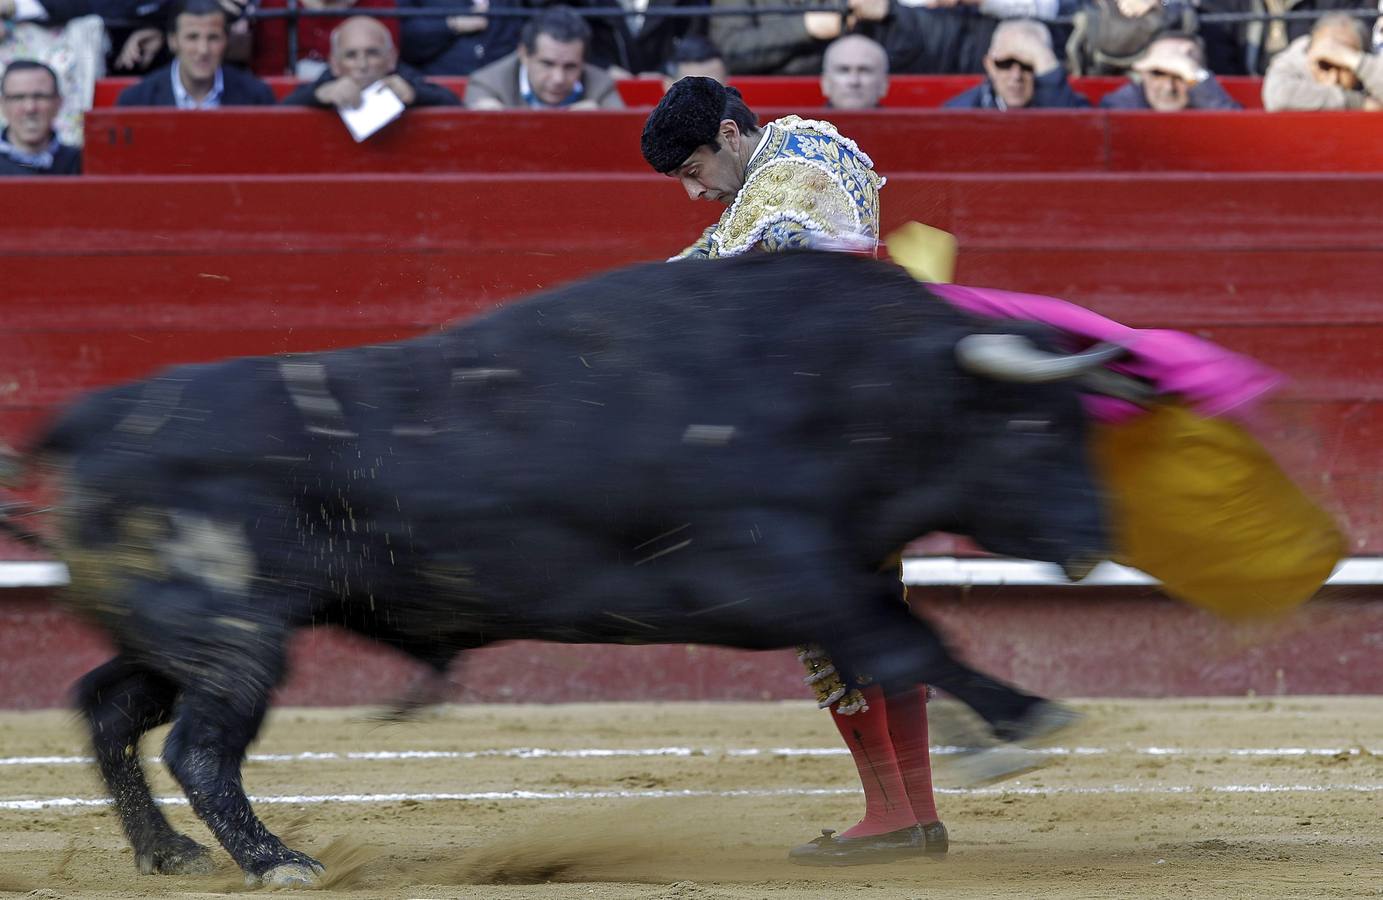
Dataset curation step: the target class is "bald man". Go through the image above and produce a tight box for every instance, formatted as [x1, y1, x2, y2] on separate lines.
[281, 15, 460, 109]
[821, 35, 889, 109]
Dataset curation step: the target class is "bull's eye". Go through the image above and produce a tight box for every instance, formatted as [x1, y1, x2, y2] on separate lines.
[1008, 418, 1051, 433]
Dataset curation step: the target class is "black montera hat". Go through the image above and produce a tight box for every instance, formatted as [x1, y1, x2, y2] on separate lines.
[641, 77, 731, 174]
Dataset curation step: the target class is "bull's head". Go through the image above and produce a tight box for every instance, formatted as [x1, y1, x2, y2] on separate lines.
[948, 332, 1134, 582]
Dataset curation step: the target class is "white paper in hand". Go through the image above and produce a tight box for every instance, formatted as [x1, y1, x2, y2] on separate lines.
[338, 80, 406, 142]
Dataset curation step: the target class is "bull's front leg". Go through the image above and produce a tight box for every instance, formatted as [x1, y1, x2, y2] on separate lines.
[162, 688, 324, 886]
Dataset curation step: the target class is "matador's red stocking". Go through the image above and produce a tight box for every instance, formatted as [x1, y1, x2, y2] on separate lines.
[833, 685, 922, 839]
[881, 684, 940, 825]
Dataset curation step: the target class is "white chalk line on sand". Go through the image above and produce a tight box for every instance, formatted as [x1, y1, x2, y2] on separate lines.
[6, 782, 1383, 812]
[2, 745, 1378, 768]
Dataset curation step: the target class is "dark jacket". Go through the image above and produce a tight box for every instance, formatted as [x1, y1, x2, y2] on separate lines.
[943, 68, 1091, 108]
[116, 64, 276, 106]
[399, 0, 525, 76]
[858, 3, 996, 75]
[279, 63, 461, 107]
[0, 130, 82, 176]
[1098, 78, 1242, 110]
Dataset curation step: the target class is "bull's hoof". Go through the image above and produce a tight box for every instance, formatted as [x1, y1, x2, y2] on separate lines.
[255, 859, 325, 888]
[136, 836, 216, 875]
[992, 700, 1084, 746]
[946, 743, 1049, 787]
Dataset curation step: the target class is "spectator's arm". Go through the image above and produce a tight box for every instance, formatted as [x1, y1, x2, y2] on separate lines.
[1261, 49, 1351, 110]
[1356, 51, 1383, 102]
[399, 0, 458, 67]
[462, 76, 505, 109]
[405, 74, 462, 106]
[1032, 66, 1090, 107]
[1188, 75, 1243, 110]
[279, 80, 330, 107]
[709, 3, 824, 75]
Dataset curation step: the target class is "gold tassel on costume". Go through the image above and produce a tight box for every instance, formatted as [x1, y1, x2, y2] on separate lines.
[798, 645, 869, 715]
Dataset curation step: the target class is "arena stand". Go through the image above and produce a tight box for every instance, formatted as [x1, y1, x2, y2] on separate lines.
[1, 86, 1380, 709]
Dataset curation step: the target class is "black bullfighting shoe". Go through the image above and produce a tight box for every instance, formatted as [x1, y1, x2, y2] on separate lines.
[787, 822, 948, 866]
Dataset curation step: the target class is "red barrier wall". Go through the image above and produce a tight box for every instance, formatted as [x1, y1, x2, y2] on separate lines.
[89, 74, 1267, 110]
[83, 108, 1377, 176]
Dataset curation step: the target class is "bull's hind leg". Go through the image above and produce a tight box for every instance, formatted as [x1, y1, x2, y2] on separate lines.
[74, 656, 214, 875]
[160, 656, 323, 887]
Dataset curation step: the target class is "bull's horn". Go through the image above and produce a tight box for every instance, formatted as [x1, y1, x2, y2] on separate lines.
[956, 334, 1126, 383]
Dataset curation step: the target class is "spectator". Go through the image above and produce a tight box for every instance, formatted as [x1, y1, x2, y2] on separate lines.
[820, 33, 889, 108]
[566, 0, 708, 77]
[399, 0, 524, 77]
[1199, 0, 1371, 76]
[280, 15, 460, 107]
[1066, 0, 1197, 75]
[464, 5, 623, 109]
[1100, 34, 1242, 109]
[1263, 11, 1383, 110]
[116, 0, 274, 106]
[944, 18, 1089, 107]
[107, 0, 255, 76]
[252, 0, 401, 78]
[858, 4, 998, 75]
[0, 59, 80, 174]
[665, 33, 726, 86]
[708, 0, 890, 75]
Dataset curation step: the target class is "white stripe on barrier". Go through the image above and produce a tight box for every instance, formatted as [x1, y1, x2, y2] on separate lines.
[4, 558, 1383, 589]
[5, 782, 1383, 812]
[3, 745, 1377, 768]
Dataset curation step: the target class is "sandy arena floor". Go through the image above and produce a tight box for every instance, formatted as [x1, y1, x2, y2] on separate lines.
[0, 698, 1380, 899]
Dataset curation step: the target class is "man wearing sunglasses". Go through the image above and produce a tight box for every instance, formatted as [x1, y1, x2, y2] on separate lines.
[1263, 11, 1383, 110]
[944, 18, 1089, 109]
[1100, 34, 1241, 110]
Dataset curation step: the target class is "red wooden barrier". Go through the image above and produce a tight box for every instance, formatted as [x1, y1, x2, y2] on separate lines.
[90, 74, 1267, 110]
[81, 108, 1383, 176]
[1, 173, 1378, 552]
[1, 587, 1379, 709]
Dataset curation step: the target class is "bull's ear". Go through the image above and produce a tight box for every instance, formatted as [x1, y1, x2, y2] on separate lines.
[955, 334, 1127, 383]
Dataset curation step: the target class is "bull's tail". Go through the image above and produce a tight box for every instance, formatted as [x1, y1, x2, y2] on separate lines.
[0, 501, 56, 554]
[0, 443, 58, 554]
[0, 442, 23, 489]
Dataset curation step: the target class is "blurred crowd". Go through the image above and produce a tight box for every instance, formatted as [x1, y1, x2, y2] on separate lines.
[2, 0, 1382, 174]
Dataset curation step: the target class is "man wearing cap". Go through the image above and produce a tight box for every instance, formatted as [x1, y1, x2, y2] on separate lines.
[1100, 34, 1241, 110]
[641, 75, 883, 260]
[640, 75, 953, 867]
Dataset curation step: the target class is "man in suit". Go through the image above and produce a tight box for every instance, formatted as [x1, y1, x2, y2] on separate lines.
[464, 5, 624, 109]
[279, 15, 460, 108]
[116, 0, 274, 107]
[0, 60, 82, 175]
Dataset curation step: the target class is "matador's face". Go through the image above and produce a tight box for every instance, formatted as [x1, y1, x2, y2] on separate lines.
[667, 121, 749, 206]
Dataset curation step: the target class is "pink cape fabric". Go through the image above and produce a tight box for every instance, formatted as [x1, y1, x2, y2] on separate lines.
[928, 283, 1284, 423]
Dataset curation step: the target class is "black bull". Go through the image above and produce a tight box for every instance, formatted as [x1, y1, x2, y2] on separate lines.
[28, 252, 1109, 884]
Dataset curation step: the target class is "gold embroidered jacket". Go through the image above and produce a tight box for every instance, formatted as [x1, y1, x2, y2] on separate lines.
[672, 115, 885, 260]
